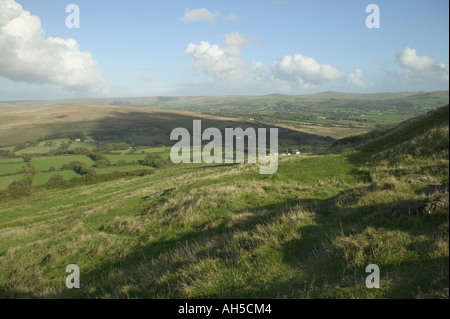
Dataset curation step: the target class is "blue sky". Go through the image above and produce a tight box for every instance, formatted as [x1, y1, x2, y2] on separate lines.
[0, 0, 448, 100]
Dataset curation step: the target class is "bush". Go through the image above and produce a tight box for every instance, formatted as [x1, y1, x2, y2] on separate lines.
[46, 174, 66, 188]
[141, 154, 168, 168]
[87, 152, 106, 161]
[23, 154, 32, 163]
[62, 161, 86, 170]
[0, 150, 12, 157]
[14, 143, 27, 152]
[7, 180, 31, 197]
[23, 173, 34, 186]
[102, 142, 130, 151]
[74, 165, 97, 176]
[68, 131, 87, 141]
[95, 159, 110, 168]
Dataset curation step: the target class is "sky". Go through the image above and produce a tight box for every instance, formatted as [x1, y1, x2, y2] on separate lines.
[0, 0, 448, 100]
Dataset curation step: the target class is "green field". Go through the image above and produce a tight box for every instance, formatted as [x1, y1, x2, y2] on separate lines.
[0, 158, 23, 164]
[0, 105, 448, 299]
[15, 139, 70, 155]
[0, 163, 27, 176]
[32, 171, 81, 186]
[31, 155, 96, 172]
[0, 174, 24, 190]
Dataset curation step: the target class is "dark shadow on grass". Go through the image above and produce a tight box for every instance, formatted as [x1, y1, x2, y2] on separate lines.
[55, 197, 313, 298]
[89, 111, 333, 147]
[76, 189, 446, 298]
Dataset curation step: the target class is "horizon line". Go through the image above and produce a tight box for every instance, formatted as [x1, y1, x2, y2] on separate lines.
[1, 89, 449, 103]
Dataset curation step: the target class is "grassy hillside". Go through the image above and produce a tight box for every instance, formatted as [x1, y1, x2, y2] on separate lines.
[331, 105, 449, 157]
[0, 106, 447, 298]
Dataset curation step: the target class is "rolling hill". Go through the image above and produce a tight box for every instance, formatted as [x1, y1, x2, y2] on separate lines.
[2, 90, 447, 140]
[0, 104, 332, 147]
[0, 104, 447, 298]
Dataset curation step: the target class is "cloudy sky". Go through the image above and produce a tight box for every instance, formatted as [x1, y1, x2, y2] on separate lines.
[0, 0, 448, 100]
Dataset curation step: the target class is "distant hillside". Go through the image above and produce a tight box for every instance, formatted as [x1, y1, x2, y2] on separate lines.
[0, 104, 332, 147]
[1, 91, 447, 140]
[1, 90, 447, 108]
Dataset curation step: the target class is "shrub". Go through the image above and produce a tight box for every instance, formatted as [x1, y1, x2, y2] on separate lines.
[95, 159, 110, 168]
[68, 131, 87, 141]
[23, 154, 32, 163]
[46, 174, 66, 188]
[74, 165, 97, 176]
[141, 154, 168, 168]
[62, 161, 86, 170]
[102, 142, 130, 151]
[23, 173, 34, 186]
[87, 152, 106, 161]
[7, 180, 31, 197]
[14, 143, 27, 152]
[0, 150, 12, 157]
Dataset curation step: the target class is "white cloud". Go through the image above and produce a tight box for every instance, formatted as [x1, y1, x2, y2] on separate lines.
[223, 32, 249, 56]
[347, 69, 366, 87]
[185, 33, 368, 92]
[185, 32, 248, 81]
[271, 54, 344, 89]
[0, 0, 107, 94]
[224, 13, 239, 21]
[396, 47, 449, 81]
[180, 8, 220, 23]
